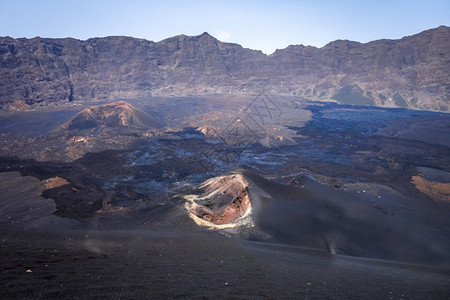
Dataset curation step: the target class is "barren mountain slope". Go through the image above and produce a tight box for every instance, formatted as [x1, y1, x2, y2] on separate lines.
[0, 26, 449, 111]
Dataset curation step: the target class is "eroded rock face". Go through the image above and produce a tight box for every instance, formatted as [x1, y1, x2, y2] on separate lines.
[43, 176, 69, 189]
[184, 173, 252, 228]
[411, 175, 450, 202]
[1, 26, 449, 111]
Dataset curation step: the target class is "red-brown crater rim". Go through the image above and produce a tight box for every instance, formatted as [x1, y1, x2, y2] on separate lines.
[184, 174, 252, 228]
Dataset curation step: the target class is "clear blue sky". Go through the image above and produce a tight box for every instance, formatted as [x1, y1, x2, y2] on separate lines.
[0, 0, 449, 54]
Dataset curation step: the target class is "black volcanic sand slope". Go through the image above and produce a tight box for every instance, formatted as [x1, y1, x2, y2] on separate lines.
[3, 153, 449, 268]
[1, 101, 450, 298]
[1, 228, 449, 299]
[242, 170, 450, 267]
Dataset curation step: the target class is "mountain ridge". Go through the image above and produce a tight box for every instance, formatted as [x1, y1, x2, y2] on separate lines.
[0, 26, 449, 111]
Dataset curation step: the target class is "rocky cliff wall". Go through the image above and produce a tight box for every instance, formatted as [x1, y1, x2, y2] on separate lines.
[1, 26, 449, 111]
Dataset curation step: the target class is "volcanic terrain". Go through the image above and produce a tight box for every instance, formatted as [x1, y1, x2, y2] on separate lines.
[1, 26, 450, 111]
[0, 27, 449, 299]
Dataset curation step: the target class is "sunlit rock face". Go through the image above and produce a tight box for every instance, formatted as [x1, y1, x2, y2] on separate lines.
[184, 173, 252, 229]
[1, 26, 449, 111]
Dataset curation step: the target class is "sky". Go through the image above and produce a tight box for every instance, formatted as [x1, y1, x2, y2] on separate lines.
[0, 0, 449, 54]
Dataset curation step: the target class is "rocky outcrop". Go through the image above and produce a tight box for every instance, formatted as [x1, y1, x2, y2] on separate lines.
[61, 101, 165, 130]
[184, 173, 252, 228]
[1, 26, 449, 111]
